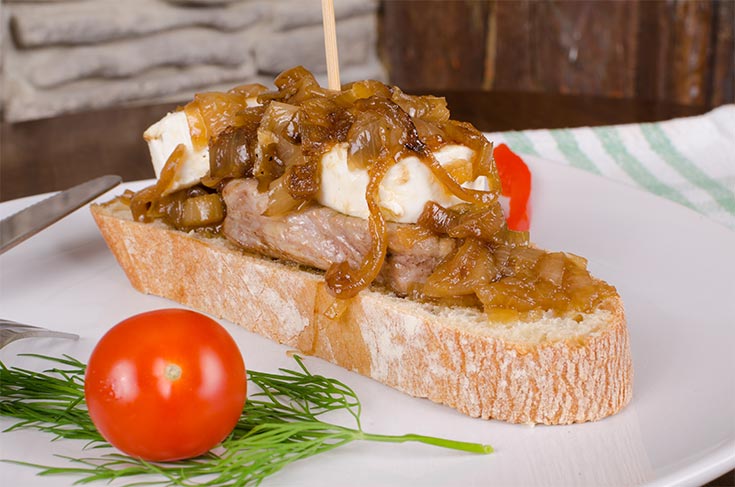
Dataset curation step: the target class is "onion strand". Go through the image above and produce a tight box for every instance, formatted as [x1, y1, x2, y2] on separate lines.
[420, 149, 497, 206]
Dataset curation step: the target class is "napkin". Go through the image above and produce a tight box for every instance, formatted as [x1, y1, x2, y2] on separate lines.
[486, 104, 735, 230]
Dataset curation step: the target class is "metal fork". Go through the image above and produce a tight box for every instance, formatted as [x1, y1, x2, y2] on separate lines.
[0, 318, 79, 349]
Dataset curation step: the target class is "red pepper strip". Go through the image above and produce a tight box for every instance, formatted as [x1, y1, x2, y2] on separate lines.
[493, 143, 531, 231]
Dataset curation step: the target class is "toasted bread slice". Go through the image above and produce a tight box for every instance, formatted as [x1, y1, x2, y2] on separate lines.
[91, 199, 632, 425]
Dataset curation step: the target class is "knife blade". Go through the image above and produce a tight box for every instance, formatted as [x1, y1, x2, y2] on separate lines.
[0, 175, 122, 254]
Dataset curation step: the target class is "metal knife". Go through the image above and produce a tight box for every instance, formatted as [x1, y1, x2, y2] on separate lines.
[0, 174, 122, 254]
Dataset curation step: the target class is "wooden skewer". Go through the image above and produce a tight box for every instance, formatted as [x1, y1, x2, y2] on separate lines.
[321, 0, 341, 90]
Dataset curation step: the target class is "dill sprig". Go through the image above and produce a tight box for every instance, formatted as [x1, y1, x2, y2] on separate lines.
[0, 354, 103, 444]
[1, 354, 492, 486]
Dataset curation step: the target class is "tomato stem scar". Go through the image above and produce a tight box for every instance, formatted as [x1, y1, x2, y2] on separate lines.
[164, 364, 182, 381]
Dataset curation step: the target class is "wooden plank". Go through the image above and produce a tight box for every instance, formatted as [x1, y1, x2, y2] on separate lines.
[486, 0, 536, 92]
[378, 0, 489, 90]
[709, 0, 734, 106]
[670, 0, 713, 105]
[635, 0, 720, 106]
[635, 0, 735, 106]
[383, 0, 731, 106]
[488, 0, 639, 98]
[635, 0, 664, 101]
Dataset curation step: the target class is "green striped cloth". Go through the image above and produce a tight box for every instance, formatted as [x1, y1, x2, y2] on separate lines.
[486, 104, 735, 230]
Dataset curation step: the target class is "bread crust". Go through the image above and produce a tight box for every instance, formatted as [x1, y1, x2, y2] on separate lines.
[91, 202, 633, 425]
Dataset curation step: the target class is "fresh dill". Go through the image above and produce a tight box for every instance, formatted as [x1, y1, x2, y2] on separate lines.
[0, 354, 492, 486]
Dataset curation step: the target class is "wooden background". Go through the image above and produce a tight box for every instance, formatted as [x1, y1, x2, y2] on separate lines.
[379, 0, 734, 108]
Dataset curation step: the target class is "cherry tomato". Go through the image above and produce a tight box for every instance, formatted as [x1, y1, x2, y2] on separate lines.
[85, 309, 247, 462]
[494, 143, 531, 232]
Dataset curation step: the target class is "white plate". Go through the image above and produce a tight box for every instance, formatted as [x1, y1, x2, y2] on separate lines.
[1, 158, 734, 487]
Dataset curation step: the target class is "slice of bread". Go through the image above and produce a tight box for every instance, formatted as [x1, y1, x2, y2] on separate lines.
[91, 199, 632, 425]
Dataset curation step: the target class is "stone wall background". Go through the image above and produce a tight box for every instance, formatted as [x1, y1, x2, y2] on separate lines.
[1, 0, 384, 122]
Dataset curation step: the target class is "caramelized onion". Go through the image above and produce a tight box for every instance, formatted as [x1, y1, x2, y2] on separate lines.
[208, 110, 262, 182]
[131, 144, 187, 222]
[390, 86, 450, 122]
[193, 92, 251, 138]
[391, 225, 435, 249]
[286, 160, 320, 200]
[299, 97, 352, 158]
[184, 103, 209, 152]
[420, 149, 497, 206]
[259, 102, 300, 142]
[423, 238, 496, 298]
[509, 246, 546, 271]
[536, 252, 565, 287]
[260, 66, 327, 105]
[417, 201, 458, 235]
[474, 249, 616, 321]
[447, 204, 506, 241]
[418, 201, 508, 245]
[492, 242, 513, 274]
[438, 120, 500, 189]
[475, 283, 538, 323]
[130, 185, 161, 223]
[412, 118, 447, 150]
[174, 193, 225, 229]
[497, 228, 530, 246]
[564, 252, 588, 270]
[153, 186, 224, 231]
[131, 145, 225, 230]
[337, 79, 392, 104]
[253, 101, 307, 195]
[228, 82, 269, 98]
[347, 97, 424, 168]
[563, 260, 598, 305]
[263, 175, 305, 217]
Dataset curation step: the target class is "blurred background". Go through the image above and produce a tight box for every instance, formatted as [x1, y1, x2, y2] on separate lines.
[382, 0, 733, 106]
[1, 0, 733, 199]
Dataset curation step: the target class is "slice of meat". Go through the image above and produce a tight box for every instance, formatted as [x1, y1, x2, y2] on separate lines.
[222, 178, 456, 296]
